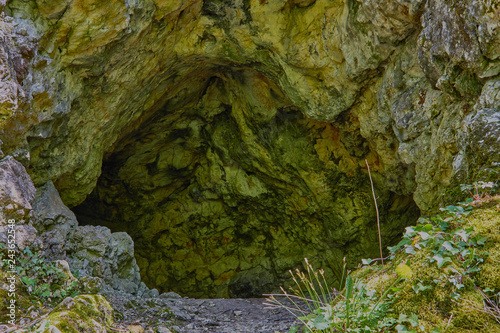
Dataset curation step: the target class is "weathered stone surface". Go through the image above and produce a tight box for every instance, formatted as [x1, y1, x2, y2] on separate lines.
[106, 232, 143, 293]
[1, 0, 499, 298]
[30, 178, 143, 294]
[460, 78, 500, 180]
[0, 155, 147, 300]
[32, 295, 114, 333]
[0, 156, 35, 223]
[78, 276, 104, 294]
[54, 259, 79, 289]
[419, 0, 482, 86]
[0, 156, 38, 251]
[0, 15, 25, 130]
[65, 225, 142, 294]
[32, 180, 77, 258]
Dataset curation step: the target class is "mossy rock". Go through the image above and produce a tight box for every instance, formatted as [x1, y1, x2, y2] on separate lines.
[27, 295, 114, 333]
[351, 198, 500, 332]
[77, 276, 103, 294]
[468, 199, 500, 292]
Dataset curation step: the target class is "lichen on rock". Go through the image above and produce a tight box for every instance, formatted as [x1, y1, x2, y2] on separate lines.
[31, 294, 114, 333]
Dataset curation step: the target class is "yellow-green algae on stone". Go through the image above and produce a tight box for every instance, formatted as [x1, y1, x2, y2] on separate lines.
[351, 197, 500, 332]
[25, 295, 114, 333]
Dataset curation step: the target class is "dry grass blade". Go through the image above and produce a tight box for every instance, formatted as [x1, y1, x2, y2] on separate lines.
[366, 159, 383, 265]
[264, 259, 341, 332]
[479, 289, 500, 323]
[457, 288, 500, 324]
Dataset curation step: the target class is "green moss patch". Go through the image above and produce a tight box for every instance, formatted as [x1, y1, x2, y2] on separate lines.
[29, 295, 114, 333]
[352, 197, 500, 332]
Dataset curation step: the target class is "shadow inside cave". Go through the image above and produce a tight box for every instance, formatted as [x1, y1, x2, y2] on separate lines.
[73, 69, 421, 299]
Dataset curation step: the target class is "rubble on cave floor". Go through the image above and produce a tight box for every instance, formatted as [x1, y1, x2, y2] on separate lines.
[103, 287, 299, 333]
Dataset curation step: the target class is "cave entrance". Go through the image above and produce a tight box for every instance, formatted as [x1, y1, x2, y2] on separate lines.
[73, 69, 420, 298]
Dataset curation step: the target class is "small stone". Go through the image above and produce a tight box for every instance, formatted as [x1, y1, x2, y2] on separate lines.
[78, 276, 103, 294]
[19, 317, 31, 326]
[160, 291, 182, 299]
[234, 310, 243, 316]
[147, 288, 160, 298]
[128, 325, 145, 333]
[156, 326, 172, 333]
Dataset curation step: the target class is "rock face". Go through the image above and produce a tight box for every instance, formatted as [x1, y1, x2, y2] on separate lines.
[32, 178, 147, 295]
[0, 156, 148, 296]
[0, 156, 37, 250]
[0, 0, 499, 297]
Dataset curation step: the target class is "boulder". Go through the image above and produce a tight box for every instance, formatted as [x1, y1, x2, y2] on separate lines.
[32, 295, 114, 333]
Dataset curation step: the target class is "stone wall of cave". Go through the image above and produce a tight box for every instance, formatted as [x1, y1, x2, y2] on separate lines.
[73, 69, 420, 298]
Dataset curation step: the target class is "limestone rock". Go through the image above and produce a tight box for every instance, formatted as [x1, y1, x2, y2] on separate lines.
[33, 180, 78, 229]
[462, 78, 500, 178]
[0, 15, 25, 130]
[32, 180, 78, 258]
[0, 156, 35, 224]
[31, 178, 143, 294]
[78, 276, 104, 295]
[0, 156, 38, 251]
[0, 154, 146, 299]
[67, 225, 142, 294]
[128, 325, 145, 333]
[160, 291, 182, 299]
[106, 232, 142, 294]
[35, 0, 71, 20]
[32, 295, 114, 333]
[475, 3, 500, 63]
[156, 327, 172, 333]
[418, 0, 482, 86]
[0, 224, 38, 251]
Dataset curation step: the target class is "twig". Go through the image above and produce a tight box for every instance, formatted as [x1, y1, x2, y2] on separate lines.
[452, 289, 500, 324]
[263, 293, 327, 305]
[445, 314, 453, 331]
[366, 159, 383, 265]
[107, 326, 129, 332]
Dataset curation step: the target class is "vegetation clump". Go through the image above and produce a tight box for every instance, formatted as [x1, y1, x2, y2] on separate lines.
[0, 246, 79, 303]
[267, 185, 500, 332]
[0, 245, 83, 328]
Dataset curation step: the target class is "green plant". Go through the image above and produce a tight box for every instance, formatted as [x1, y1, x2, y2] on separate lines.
[0, 243, 6, 266]
[14, 247, 79, 303]
[461, 181, 497, 201]
[266, 195, 494, 332]
[265, 259, 420, 332]
[387, 204, 487, 299]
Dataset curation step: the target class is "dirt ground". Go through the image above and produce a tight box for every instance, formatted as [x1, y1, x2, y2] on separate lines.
[104, 288, 302, 333]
